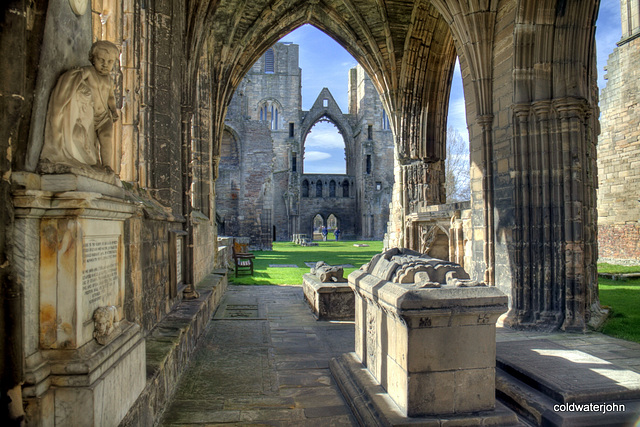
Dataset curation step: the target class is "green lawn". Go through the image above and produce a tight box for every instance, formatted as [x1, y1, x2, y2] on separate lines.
[598, 263, 640, 275]
[597, 263, 640, 344]
[230, 240, 383, 285]
[230, 253, 640, 343]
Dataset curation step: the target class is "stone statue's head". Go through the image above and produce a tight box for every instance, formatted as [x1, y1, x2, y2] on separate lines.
[89, 41, 120, 75]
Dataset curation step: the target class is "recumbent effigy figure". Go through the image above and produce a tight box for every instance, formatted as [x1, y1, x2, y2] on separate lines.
[311, 261, 347, 283]
[40, 40, 121, 175]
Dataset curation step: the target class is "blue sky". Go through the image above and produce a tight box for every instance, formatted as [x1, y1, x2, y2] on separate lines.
[278, 0, 622, 174]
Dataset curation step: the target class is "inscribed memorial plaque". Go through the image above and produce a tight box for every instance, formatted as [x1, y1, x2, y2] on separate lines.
[176, 238, 183, 284]
[82, 236, 120, 320]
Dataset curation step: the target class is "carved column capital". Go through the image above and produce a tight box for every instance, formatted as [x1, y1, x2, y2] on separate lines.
[512, 103, 531, 118]
[532, 100, 552, 119]
[476, 114, 494, 129]
[553, 97, 590, 119]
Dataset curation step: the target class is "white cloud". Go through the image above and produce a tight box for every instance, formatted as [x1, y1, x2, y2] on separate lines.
[305, 122, 346, 149]
[306, 132, 345, 149]
[304, 151, 331, 162]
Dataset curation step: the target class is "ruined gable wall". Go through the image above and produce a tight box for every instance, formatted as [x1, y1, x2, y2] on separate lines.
[597, 35, 640, 264]
[351, 65, 394, 240]
[489, 0, 516, 296]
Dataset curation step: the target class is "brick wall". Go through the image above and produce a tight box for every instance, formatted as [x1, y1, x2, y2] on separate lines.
[597, 35, 640, 262]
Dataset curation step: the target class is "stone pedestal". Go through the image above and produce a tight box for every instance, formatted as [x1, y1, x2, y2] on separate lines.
[302, 273, 354, 320]
[332, 248, 512, 423]
[13, 172, 145, 426]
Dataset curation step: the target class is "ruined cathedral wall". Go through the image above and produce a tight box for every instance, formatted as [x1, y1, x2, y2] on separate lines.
[487, 0, 517, 291]
[299, 194, 358, 239]
[597, 35, 640, 264]
[123, 0, 193, 329]
[239, 43, 302, 246]
[233, 121, 274, 249]
[351, 65, 395, 240]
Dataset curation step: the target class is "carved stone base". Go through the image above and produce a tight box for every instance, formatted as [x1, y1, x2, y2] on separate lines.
[303, 273, 354, 320]
[44, 322, 145, 426]
[348, 249, 509, 417]
[331, 352, 519, 426]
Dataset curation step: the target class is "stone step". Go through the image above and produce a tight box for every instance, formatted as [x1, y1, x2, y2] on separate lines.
[331, 352, 521, 427]
[119, 270, 228, 426]
[496, 368, 640, 426]
[496, 339, 640, 426]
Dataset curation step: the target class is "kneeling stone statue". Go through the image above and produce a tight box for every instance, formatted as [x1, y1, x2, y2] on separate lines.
[40, 40, 121, 175]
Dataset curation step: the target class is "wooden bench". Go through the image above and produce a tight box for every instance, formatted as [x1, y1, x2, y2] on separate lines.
[232, 240, 255, 277]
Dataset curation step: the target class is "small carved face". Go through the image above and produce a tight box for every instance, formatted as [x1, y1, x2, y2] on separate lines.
[92, 49, 116, 76]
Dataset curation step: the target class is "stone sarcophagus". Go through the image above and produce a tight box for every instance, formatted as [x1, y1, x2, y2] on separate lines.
[349, 248, 508, 417]
[303, 261, 354, 320]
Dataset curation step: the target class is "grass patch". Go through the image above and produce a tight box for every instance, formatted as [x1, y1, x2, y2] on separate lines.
[598, 263, 640, 275]
[230, 240, 383, 285]
[598, 276, 640, 343]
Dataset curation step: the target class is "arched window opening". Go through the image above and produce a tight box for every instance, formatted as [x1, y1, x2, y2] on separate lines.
[303, 120, 346, 174]
[327, 214, 338, 230]
[445, 58, 470, 203]
[329, 180, 336, 197]
[316, 180, 323, 197]
[258, 100, 280, 130]
[313, 214, 324, 240]
[382, 110, 390, 130]
[302, 180, 309, 198]
[342, 180, 349, 197]
[265, 48, 275, 73]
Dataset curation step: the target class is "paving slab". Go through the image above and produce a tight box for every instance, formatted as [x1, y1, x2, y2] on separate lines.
[496, 329, 640, 426]
[158, 284, 640, 426]
[497, 339, 640, 404]
[159, 285, 357, 426]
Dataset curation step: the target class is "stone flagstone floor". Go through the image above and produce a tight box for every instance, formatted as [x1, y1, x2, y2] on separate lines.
[159, 285, 640, 426]
[159, 285, 357, 426]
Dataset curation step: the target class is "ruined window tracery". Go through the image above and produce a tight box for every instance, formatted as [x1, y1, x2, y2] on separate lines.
[258, 99, 281, 130]
[265, 48, 274, 73]
[382, 110, 390, 130]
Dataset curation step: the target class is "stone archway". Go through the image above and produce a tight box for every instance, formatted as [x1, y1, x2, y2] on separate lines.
[3, 0, 613, 424]
[190, 0, 602, 329]
[300, 89, 356, 174]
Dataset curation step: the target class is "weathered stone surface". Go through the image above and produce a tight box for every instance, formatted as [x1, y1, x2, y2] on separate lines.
[219, 48, 394, 244]
[158, 285, 356, 426]
[303, 273, 354, 321]
[349, 251, 508, 417]
[1, 0, 618, 424]
[121, 271, 227, 427]
[597, 5, 640, 264]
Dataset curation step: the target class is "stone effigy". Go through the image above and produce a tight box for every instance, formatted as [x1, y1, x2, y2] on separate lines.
[292, 233, 318, 246]
[331, 248, 514, 424]
[363, 247, 476, 288]
[310, 261, 347, 283]
[303, 262, 353, 320]
[40, 40, 121, 176]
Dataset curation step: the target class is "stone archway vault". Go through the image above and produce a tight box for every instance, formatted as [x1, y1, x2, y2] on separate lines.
[180, 0, 602, 330]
